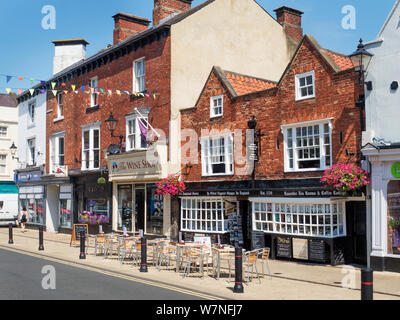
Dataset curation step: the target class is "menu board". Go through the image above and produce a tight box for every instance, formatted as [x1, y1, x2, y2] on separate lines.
[293, 238, 308, 260]
[70, 224, 89, 247]
[251, 231, 265, 250]
[277, 236, 292, 258]
[309, 239, 326, 262]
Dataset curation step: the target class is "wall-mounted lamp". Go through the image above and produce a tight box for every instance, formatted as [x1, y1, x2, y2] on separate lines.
[105, 112, 124, 147]
[391, 81, 399, 91]
[346, 149, 355, 157]
[365, 81, 373, 91]
[349, 38, 373, 86]
[9, 142, 19, 160]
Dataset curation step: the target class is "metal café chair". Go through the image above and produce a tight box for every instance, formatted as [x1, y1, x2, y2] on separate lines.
[243, 250, 261, 284]
[258, 248, 272, 280]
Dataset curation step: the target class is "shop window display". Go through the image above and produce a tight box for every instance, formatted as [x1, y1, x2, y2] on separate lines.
[146, 185, 163, 235]
[60, 199, 72, 228]
[388, 180, 400, 255]
[252, 201, 346, 238]
[21, 198, 45, 225]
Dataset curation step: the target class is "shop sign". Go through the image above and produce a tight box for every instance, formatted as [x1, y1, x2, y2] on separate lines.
[391, 163, 400, 178]
[109, 156, 159, 176]
[17, 170, 42, 183]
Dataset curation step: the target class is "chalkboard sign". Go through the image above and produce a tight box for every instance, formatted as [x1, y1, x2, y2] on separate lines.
[309, 239, 326, 262]
[277, 236, 292, 258]
[70, 224, 89, 247]
[251, 231, 265, 250]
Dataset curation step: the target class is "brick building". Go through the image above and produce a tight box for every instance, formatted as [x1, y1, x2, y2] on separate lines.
[17, 0, 300, 236]
[180, 34, 367, 265]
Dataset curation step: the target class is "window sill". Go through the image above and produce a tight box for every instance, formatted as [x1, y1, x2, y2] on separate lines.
[210, 115, 223, 119]
[27, 124, 36, 129]
[295, 95, 316, 102]
[202, 173, 234, 178]
[53, 117, 64, 123]
[285, 168, 326, 173]
[86, 105, 99, 113]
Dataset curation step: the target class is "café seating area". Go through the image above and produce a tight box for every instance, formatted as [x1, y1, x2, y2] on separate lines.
[87, 233, 272, 284]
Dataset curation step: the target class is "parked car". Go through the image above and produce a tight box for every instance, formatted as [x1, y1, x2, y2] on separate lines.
[0, 211, 18, 226]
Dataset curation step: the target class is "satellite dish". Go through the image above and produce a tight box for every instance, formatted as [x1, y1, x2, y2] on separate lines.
[107, 144, 121, 155]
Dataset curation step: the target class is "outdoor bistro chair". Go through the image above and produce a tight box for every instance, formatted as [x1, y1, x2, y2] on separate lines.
[243, 250, 261, 284]
[93, 234, 106, 256]
[157, 243, 178, 271]
[119, 237, 137, 264]
[258, 248, 272, 280]
[181, 246, 208, 279]
[103, 234, 120, 259]
[212, 247, 234, 281]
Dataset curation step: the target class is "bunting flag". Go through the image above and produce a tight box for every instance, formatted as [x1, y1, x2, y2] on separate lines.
[6, 76, 12, 83]
[81, 85, 85, 92]
[18, 77, 23, 81]
[6, 88, 11, 94]
[71, 85, 76, 91]
[116, 90, 121, 95]
[30, 78, 35, 85]
[29, 89, 34, 96]
[51, 82, 56, 89]
[17, 89, 23, 95]
[52, 90, 58, 96]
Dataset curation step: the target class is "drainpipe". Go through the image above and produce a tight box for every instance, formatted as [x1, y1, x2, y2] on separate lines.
[366, 156, 372, 268]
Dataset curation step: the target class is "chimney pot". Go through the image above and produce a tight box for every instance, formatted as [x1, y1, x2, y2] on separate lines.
[52, 39, 89, 75]
[113, 13, 150, 45]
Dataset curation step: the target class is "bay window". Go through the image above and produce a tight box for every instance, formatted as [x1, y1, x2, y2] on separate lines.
[82, 125, 100, 170]
[201, 134, 234, 176]
[252, 199, 346, 238]
[283, 119, 332, 172]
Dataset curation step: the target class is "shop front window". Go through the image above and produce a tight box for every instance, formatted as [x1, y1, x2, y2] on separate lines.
[388, 180, 400, 255]
[22, 198, 45, 225]
[252, 200, 346, 238]
[118, 185, 133, 232]
[60, 199, 72, 228]
[87, 199, 109, 218]
[146, 185, 163, 235]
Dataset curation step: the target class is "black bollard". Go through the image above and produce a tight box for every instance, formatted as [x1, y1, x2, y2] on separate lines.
[38, 226, 44, 251]
[140, 237, 148, 273]
[233, 246, 244, 293]
[79, 231, 86, 260]
[8, 223, 14, 244]
[361, 267, 373, 300]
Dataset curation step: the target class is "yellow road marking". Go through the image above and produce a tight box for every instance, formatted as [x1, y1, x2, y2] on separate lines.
[0, 245, 225, 300]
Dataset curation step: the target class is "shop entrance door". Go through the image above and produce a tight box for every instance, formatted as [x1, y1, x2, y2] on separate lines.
[346, 201, 367, 265]
[135, 188, 145, 233]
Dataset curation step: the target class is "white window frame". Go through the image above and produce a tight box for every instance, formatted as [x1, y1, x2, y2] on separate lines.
[0, 154, 7, 174]
[81, 124, 101, 170]
[251, 198, 347, 238]
[295, 71, 315, 101]
[282, 119, 332, 172]
[210, 95, 223, 118]
[133, 58, 145, 93]
[90, 77, 98, 107]
[49, 133, 65, 174]
[181, 198, 227, 234]
[200, 133, 234, 177]
[57, 92, 64, 119]
[125, 114, 149, 151]
[28, 102, 35, 126]
[0, 126, 7, 138]
[27, 138, 36, 166]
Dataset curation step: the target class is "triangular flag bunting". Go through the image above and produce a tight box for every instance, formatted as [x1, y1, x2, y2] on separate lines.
[108, 90, 112, 95]
[81, 86, 85, 92]
[18, 77, 23, 81]
[30, 78, 35, 85]
[64, 90, 68, 94]
[116, 90, 121, 95]
[29, 89, 35, 96]
[51, 82, 56, 89]
[153, 94, 156, 100]
[17, 89, 23, 95]
[52, 90, 58, 96]
[6, 76, 12, 83]
[6, 88, 11, 94]
[71, 85, 76, 91]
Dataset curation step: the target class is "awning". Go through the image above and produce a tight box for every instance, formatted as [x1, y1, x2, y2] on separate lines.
[0, 182, 18, 194]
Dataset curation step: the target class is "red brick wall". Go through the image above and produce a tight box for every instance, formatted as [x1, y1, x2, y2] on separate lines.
[46, 35, 171, 174]
[113, 17, 149, 44]
[276, 10, 303, 43]
[181, 39, 363, 183]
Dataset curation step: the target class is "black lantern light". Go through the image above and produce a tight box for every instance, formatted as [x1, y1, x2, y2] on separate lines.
[105, 112, 124, 148]
[348, 38, 373, 85]
[9, 142, 18, 160]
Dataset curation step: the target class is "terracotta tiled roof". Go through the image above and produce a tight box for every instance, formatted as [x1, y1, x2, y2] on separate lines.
[323, 49, 355, 71]
[0, 94, 17, 107]
[224, 71, 277, 96]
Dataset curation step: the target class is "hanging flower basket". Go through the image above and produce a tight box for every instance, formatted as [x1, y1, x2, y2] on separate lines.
[97, 177, 107, 185]
[78, 211, 110, 226]
[156, 174, 186, 196]
[321, 164, 370, 195]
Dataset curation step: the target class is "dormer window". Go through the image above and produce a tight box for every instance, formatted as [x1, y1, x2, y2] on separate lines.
[295, 71, 315, 101]
[210, 95, 223, 118]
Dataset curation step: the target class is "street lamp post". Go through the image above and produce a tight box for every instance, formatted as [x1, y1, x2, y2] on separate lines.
[247, 116, 261, 189]
[105, 113, 124, 148]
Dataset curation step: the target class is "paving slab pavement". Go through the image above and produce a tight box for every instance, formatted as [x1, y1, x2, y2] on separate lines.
[0, 227, 399, 300]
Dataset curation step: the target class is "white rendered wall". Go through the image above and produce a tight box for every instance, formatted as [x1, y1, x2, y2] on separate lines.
[0, 104, 18, 181]
[17, 93, 47, 168]
[53, 44, 86, 75]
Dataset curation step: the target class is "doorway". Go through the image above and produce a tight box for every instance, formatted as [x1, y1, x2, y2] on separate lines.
[346, 201, 367, 265]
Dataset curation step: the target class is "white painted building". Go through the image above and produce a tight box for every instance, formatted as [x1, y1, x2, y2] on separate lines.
[0, 94, 18, 214]
[15, 91, 47, 229]
[362, 0, 400, 272]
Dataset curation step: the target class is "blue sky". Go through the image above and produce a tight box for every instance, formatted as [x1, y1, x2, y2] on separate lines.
[0, 0, 395, 93]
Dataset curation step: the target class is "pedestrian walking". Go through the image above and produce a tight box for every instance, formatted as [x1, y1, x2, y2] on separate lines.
[18, 206, 28, 233]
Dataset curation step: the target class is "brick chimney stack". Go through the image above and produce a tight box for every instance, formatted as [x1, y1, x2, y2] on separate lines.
[153, 0, 193, 26]
[113, 13, 150, 45]
[274, 6, 304, 43]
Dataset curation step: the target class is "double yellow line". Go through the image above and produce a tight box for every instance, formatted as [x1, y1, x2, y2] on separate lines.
[0, 245, 225, 300]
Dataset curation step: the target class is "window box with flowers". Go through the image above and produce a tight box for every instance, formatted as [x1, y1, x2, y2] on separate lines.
[78, 211, 110, 234]
[321, 164, 370, 196]
[156, 175, 186, 196]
